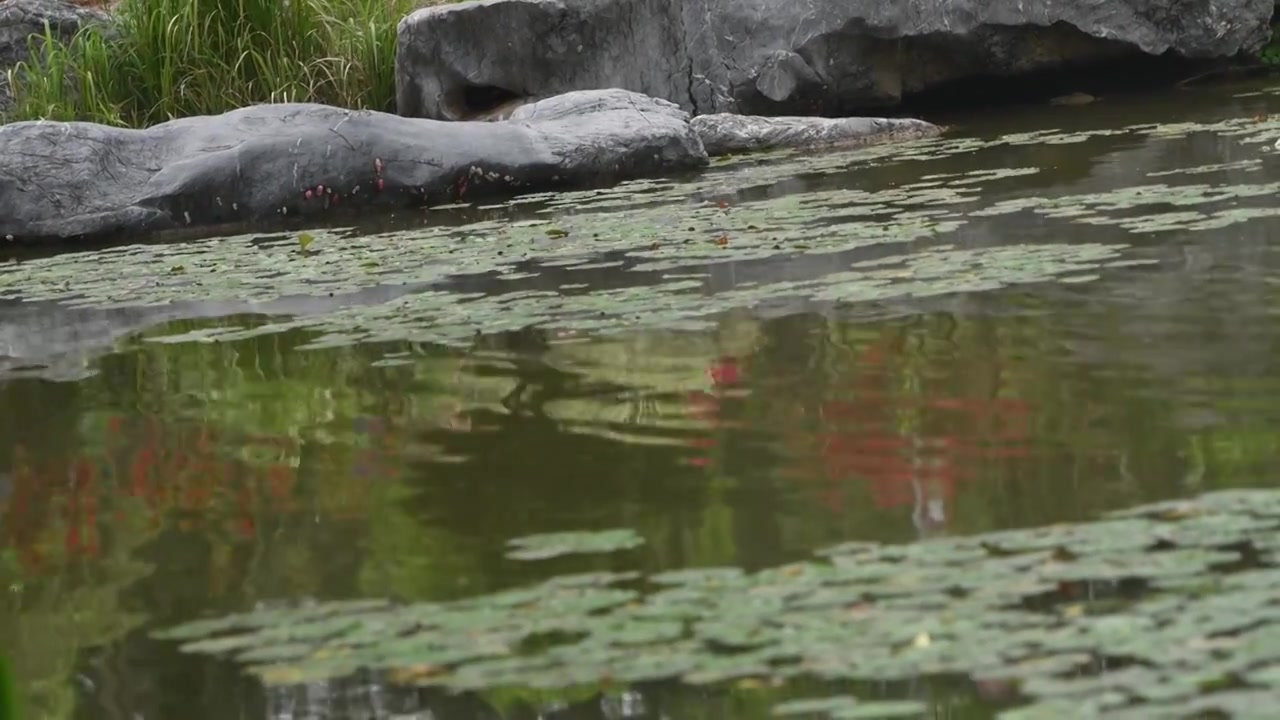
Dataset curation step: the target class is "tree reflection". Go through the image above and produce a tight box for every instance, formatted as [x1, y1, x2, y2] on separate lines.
[2, 297, 1276, 719]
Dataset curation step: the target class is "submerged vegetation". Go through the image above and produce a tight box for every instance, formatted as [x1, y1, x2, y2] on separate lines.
[158, 488, 1280, 718]
[3, 0, 422, 126]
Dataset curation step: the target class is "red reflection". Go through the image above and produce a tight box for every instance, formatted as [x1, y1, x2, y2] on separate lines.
[681, 356, 745, 467]
[0, 413, 402, 576]
[682, 330, 1035, 534]
[804, 334, 1032, 532]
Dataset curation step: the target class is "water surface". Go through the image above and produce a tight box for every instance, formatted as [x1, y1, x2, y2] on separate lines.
[5, 80, 1280, 719]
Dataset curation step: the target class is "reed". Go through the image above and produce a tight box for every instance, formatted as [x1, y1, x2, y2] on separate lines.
[3, 0, 423, 126]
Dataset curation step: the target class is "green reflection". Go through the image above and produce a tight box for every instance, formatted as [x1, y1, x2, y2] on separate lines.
[0, 654, 15, 720]
[6, 78, 1280, 719]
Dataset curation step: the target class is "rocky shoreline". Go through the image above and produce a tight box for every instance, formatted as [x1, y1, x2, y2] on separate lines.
[0, 0, 1272, 245]
[0, 89, 941, 245]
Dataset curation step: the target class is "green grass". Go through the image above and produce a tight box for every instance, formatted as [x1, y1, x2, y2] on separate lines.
[3, 0, 428, 127]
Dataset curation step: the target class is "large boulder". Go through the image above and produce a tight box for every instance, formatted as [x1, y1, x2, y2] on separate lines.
[0, 0, 111, 113]
[395, 0, 1273, 120]
[0, 89, 708, 244]
[0, 87, 943, 246]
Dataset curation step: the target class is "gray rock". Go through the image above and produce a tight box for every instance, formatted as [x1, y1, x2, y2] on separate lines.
[395, 0, 1272, 119]
[691, 114, 942, 156]
[0, 88, 708, 244]
[0, 0, 111, 113]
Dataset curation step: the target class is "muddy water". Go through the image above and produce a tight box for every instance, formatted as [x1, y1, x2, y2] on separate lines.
[5, 79, 1280, 719]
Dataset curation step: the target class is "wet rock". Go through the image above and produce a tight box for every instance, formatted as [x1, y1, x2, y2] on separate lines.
[0, 0, 112, 113]
[0, 88, 707, 245]
[395, 0, 1272, 119]
[691, 114, 942, 156]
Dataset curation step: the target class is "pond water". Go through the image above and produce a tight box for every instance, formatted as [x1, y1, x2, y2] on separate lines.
[6, 79, 1280, 719]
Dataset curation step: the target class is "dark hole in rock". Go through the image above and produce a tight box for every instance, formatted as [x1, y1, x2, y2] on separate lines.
[443, 84, 527, 121]
[898, 51, 1210, 120]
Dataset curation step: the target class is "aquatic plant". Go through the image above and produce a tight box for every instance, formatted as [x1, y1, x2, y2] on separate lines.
[0, 133, 1158, 349]
[1, 115, 1278, 363]
[505, 529, 645, 560]
[3, 0, 423, 126]
[157, 487, 1280, 718]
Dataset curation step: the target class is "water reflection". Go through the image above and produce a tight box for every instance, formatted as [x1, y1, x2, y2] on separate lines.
[6, 81, 1280, 718]
[1, 293, 1273, 717]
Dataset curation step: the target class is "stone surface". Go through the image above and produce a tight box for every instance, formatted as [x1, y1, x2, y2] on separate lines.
[0, 0, 111, 113]
[395, 0, 1272, 120]
[0, 89, 708, 244]
[691, 114, 942, 156]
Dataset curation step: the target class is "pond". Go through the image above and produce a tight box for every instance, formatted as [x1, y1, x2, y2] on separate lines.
[5, 80, 1280, 719]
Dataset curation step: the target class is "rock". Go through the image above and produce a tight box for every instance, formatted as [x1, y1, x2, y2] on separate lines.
[691, 114, 942, 156]
[0, 0, 111, 113]
[395, 0, 1272, 120]
[0, 89, 708, 245]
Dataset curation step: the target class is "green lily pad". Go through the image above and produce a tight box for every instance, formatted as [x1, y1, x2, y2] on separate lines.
[505, 528, 645, 560]
[150, 487, 1280, 717]
[772, 694, 861, 716]
[831, 700, 929, 719]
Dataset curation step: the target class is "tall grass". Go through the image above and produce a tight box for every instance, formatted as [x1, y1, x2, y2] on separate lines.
[3, 0, 423, 127]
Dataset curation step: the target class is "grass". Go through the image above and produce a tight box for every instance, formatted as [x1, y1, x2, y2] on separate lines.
[2, 0, 430, 127]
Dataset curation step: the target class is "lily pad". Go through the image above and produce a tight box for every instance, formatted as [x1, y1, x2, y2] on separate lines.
[772, 694, 861, 716]
[154, 486, 1280, 715]
[505, 528, 646, 560]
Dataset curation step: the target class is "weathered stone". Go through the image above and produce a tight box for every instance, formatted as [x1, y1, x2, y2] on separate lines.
[0, 0, 111, 113]
[691, 114, 942, 156]
[395, 0, 1272, 120]
[0, 89, 708, 244]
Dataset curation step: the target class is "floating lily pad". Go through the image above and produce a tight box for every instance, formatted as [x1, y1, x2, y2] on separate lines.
[150, 487, 1280, 718]
[830, 700, 929, 719]
[772, 694, 861, 716]
[20, 114, 1270, 357]
[504, 528, 645, 560]
[650, 567, 749, 587]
